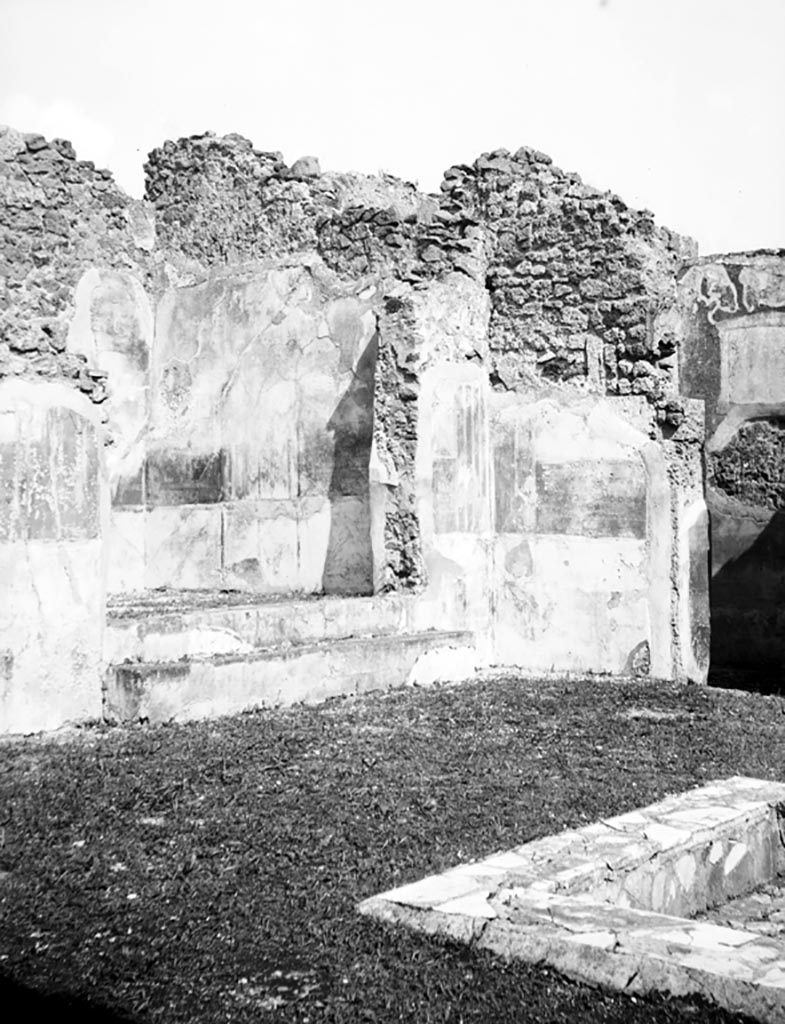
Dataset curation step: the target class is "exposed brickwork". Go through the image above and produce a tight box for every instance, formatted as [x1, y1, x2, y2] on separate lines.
[316, 204, 485, 283]
[144, 132, 486, 285]
[145, 134, 298, 262]
[144, 133, 425, 270]
[438, 147, 695, 416]
[0, 126, 151, 402]
[711, 419, 785, 510]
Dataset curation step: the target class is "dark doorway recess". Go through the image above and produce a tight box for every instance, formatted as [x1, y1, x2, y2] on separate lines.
[709, 510, 785, 697]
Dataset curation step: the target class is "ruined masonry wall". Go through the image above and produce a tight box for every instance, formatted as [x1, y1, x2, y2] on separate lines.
[0, 124, 714, 737]
[374, 275, 492, 591]
[440, 148, 695, 417]
[144, 134, 485, 284]
[0, 126, 152, 402]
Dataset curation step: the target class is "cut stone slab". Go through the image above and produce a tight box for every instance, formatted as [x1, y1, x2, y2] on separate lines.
[105, 629, 475, 724]
[359, 777, 785, 1023]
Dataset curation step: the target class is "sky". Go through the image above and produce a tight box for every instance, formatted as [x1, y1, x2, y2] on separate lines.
[1, 0, 783, 256]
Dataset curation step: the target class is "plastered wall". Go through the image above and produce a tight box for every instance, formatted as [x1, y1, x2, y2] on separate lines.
[680, 252, 785, 669]
[0, 380, 107, 732]
[393, 279, 705, 681]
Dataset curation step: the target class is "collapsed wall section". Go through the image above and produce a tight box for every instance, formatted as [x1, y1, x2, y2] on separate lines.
[143, 133, 485, 283]
[439, 147, 695, 417]
[0, 125, 152, 401]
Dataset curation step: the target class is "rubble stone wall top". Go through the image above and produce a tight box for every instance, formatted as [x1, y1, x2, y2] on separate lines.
[143, 131, 486, 284]
[439, 146, 696, 416]
[0, 125, 152, 403]
[3, 125, 697, 420]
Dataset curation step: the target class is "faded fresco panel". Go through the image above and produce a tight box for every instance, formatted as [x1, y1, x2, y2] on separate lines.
[145, 448, 228, 505]
[490, 395, 667, 676]
[535, 460, 647, 539]
[0, 381, 105, 734]
[0, 404, 99, 542]
[493, 415, 534, 534]
[432, 381, 489, 534]
[149, 266, 376, 593]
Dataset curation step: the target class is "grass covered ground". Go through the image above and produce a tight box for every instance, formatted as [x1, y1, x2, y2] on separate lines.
[1, 674, 784, 1023]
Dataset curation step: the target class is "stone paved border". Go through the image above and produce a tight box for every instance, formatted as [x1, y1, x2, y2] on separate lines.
[359, 777, 785, 1023]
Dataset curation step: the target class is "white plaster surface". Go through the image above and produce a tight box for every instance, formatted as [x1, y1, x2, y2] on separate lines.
[67, 268, 152, 500]
[145, 505, 223, 590]
[107, 508, 146, 593]
[488, 396, 671, 676]
[0, 381, 107, 734]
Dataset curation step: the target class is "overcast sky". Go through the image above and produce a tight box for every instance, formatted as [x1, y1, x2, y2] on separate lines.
[1, 0, 783, 255]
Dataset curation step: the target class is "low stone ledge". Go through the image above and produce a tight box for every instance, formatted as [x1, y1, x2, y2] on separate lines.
[359, 777, 785, 1022]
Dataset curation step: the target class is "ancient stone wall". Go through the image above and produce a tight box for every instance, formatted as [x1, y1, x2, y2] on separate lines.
[144, 133, 484, 283]
[375, 274, 492, 595]
[439, 147, 695, 418]
[0, 125, 152, 403]
[679, 252, 785, 670]
[136, 133, 702, 597]
[0, 124, 717, 733]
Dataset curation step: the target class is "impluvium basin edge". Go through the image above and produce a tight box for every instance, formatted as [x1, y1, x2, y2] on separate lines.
[359, 776, 785, 1023]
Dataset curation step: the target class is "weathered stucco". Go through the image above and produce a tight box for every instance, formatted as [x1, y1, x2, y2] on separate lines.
[490, 394, 672, 676]
[0, 379, 107, 732]
[91, 261, 380, 596]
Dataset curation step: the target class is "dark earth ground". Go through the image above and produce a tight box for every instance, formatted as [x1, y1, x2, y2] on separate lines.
[1, 672, 784, 1023]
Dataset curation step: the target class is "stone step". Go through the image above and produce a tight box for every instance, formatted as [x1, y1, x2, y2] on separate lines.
[104, 629, 476, 725]
[105, 588, 467, 664]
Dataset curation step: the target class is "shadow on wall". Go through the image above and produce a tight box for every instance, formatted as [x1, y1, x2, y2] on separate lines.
[321, 334, 378, 596]
[0, 976, 138, 1024]
[709, 511, 785, 696]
